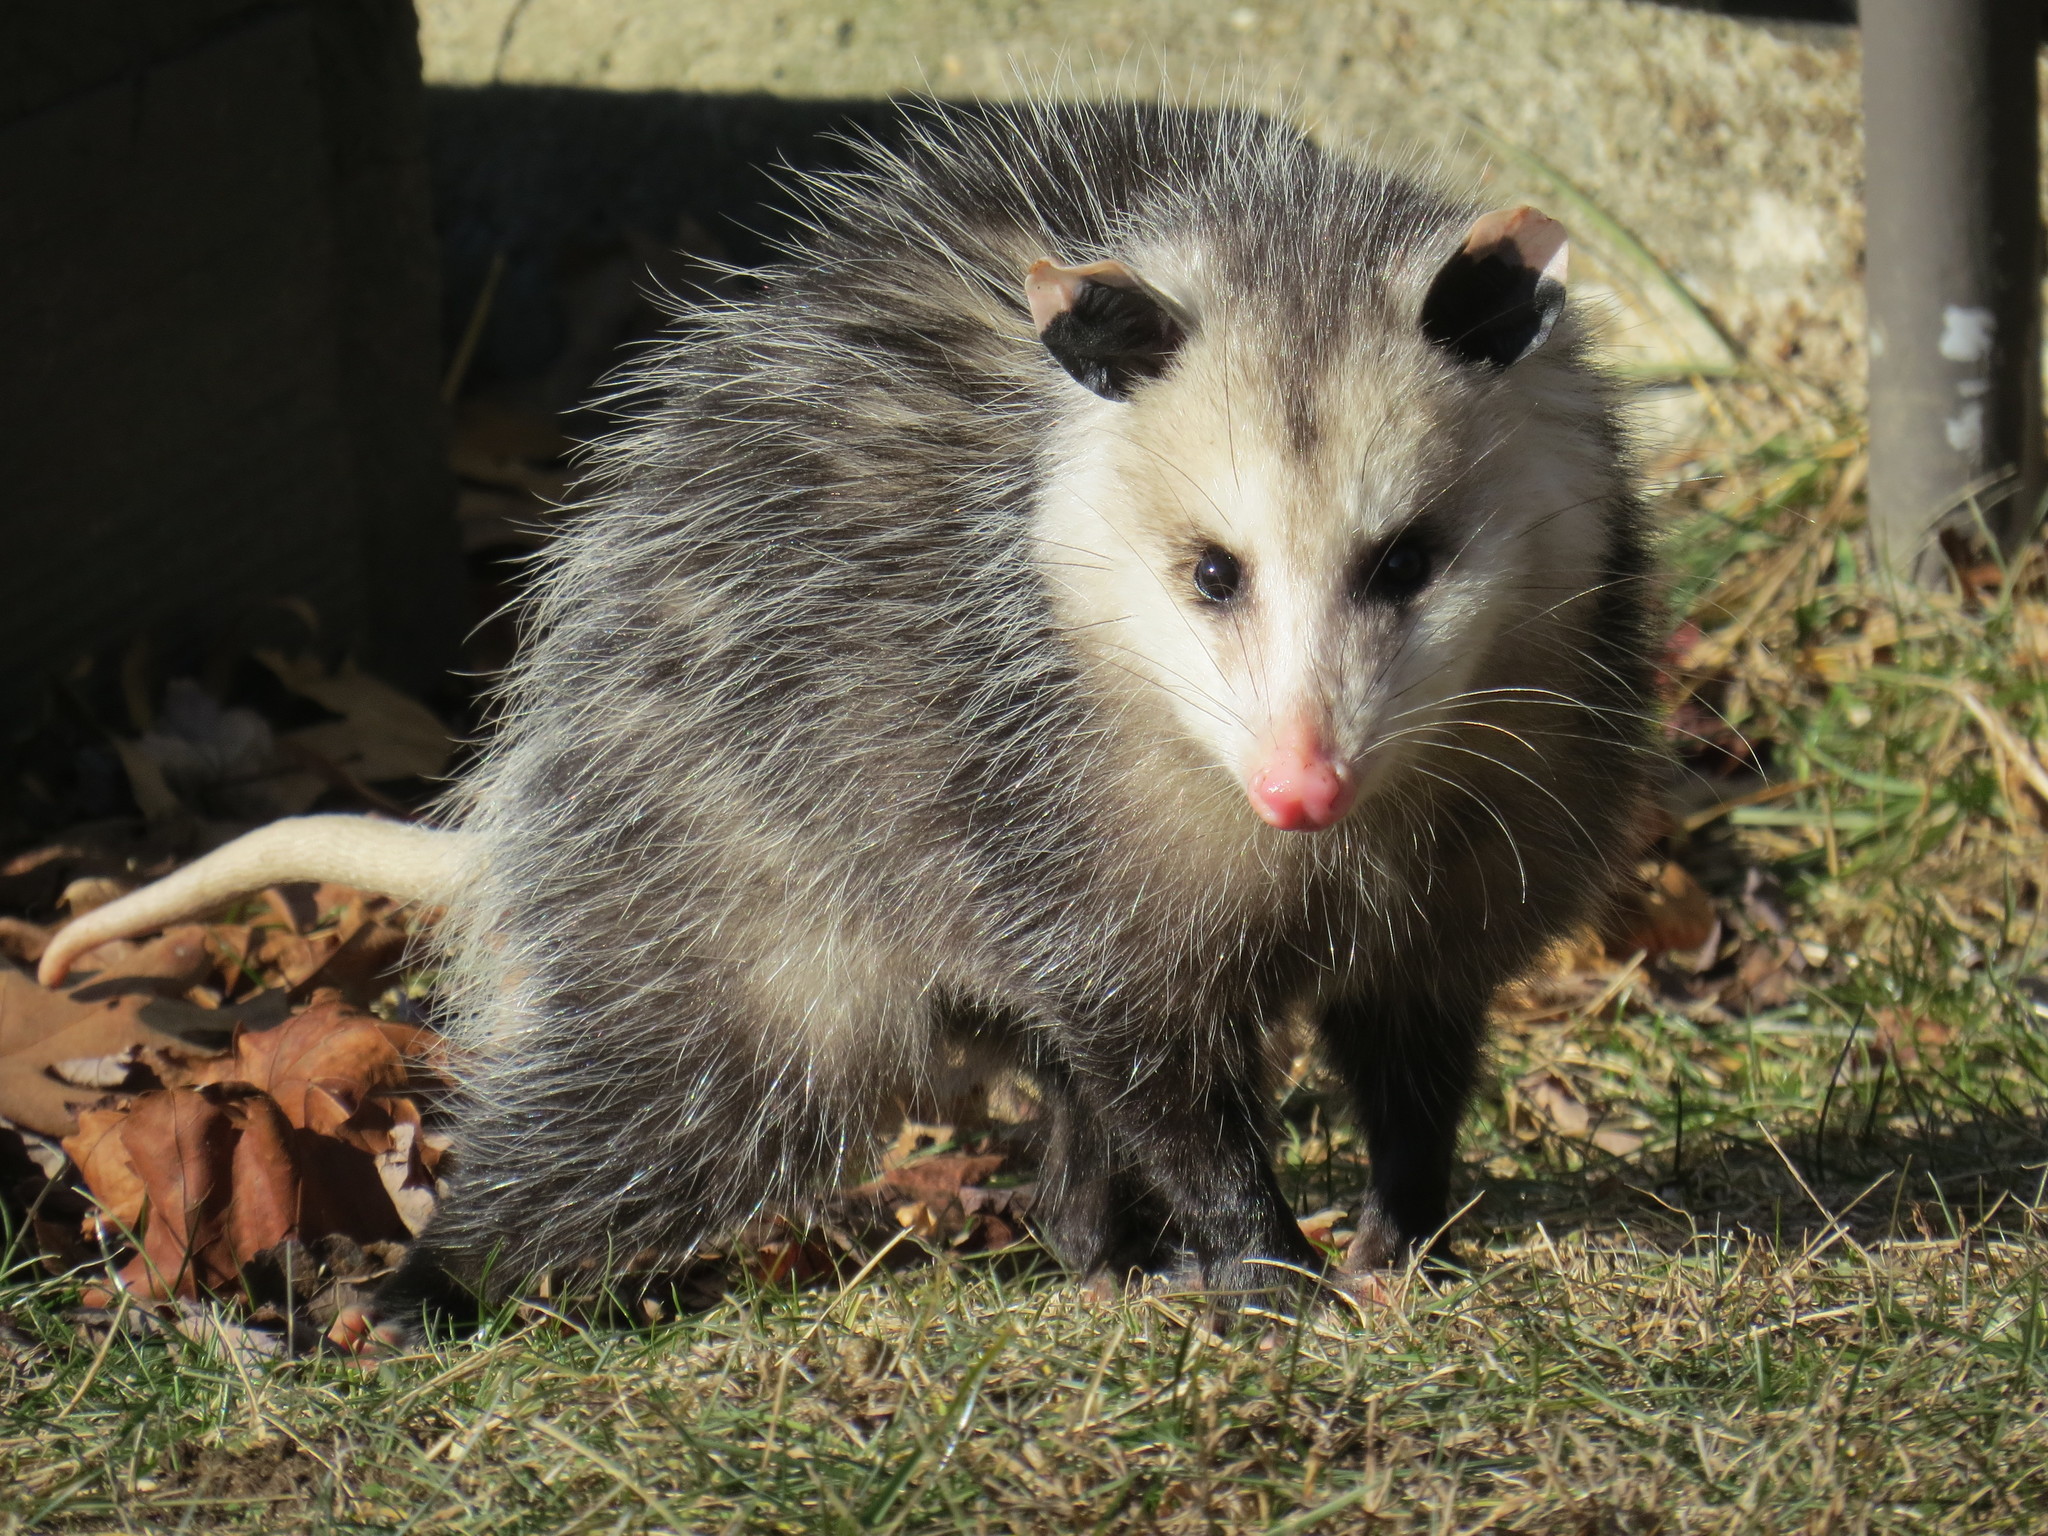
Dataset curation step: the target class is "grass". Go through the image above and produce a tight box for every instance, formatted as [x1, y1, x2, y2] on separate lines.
[8, 393, 2048, 1533]
[8, 1229, 2048, 1533]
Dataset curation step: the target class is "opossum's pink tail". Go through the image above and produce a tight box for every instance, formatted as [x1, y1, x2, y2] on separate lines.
[36, 816, 473, 988]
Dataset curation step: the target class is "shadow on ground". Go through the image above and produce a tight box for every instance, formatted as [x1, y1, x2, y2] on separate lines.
[1468, 1112, 2048, 1253]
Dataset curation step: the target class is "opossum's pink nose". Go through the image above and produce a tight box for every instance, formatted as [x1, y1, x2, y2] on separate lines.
[1248, 727, 1356, 831]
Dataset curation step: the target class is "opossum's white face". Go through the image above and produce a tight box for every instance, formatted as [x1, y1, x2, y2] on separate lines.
[1028, 210, 1611, 834]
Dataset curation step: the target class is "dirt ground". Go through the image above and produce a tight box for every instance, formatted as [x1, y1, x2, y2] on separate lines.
[418, 0, 1879, 405]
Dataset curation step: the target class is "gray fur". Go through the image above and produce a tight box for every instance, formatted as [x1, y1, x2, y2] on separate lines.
[406, 100, 1655, 1297]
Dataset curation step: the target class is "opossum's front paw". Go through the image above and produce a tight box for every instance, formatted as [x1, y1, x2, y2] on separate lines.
[320, 1244, 474, 1356]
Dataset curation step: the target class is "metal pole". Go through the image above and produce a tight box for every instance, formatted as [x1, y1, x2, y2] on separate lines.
[1862, 0, 2043, 584]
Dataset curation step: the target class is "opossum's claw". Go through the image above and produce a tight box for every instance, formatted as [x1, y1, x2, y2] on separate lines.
[325, 1305, 416, 1359]
[1324, 1266, 1396, 1312]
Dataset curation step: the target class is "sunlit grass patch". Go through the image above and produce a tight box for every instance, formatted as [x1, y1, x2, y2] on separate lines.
[8, 1218, 2048, 1532]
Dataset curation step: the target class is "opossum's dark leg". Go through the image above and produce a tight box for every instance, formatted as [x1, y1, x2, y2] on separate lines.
[1030, 1062, 1176, 1280]
[370, 1240, 480, 1344]
[1317, 994, 1485, 1266]
[1057, 1032, 1318, 1299]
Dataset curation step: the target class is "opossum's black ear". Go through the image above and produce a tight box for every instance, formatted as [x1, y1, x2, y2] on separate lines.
[1025, 259, 1187, 401]
[1420, 207, 1568, 369]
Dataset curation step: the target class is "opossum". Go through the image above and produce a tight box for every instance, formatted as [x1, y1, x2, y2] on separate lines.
[46, 102, 1654, 1315]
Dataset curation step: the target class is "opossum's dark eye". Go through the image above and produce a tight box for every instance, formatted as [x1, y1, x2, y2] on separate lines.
[1192, 546, 1244, 604]
[1357, 536, 1434, 604]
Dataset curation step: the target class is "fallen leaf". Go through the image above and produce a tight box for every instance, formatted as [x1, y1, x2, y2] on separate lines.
[290, 916, 411, 1005]
[60, 877, 132, 916]
[1873, 1007, 1955, 1070]
[222, 1091, 303, 1265]
[953, 1183, 1032, 1251]
[48, 1050, 147, 1090]
[62, 1104, 147, 1231]
[882, 1120, 956, 1168]
[1605, 860, 1717, 957]
[1517, 1070, 1592, 1139]
[1513, 1070, 1646, 1159]
[289, 1119, 411, 1253]
[191, 998, 406, 1128]
[1296, 1207, 1349, 1250]
[111, 739, 184, 823]
[1724, 937, 1806, 1012]
[0, 918, 51, 964]
[879, 1152, 1007, 1207]
[3, 845, 85, 879]
[261, 884, 322, 936]
[372, 1109, 440, 1235]
[1590, 1126, 1646, 1157]
[198, 924, 263, 998]
[893, 1201, 940, 1239]
[115, 1087, 240, 1301]
[956, 1184, 1028, 1219]
[0, 970, 228, 1136]
[750, 1234, 837, 1286]
[305, 885, 376, 933]
[61, 926, 219, 998]
[375, 1020, 450, 1082]
[253, 928, 344, 992]
[257, 651, 451, 786]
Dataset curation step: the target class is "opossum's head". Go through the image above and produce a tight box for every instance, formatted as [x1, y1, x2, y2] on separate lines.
[1030, 207, 1609, 834]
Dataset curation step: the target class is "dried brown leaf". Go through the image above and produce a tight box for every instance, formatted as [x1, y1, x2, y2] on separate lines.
[62, 1104, 146, 1231]
[1606, 860, 1718, 957]
[0, 918, 52, 964]
[375, 1021, 449, 1082]
[258, 651, 452, 785]
[116, 1087, 239, 1301]
[191, 998, 405, 1129]
[1514, 1070, 1646, 1158]
[260, 883, 324, 937]
[749, 1236, 837, 1286]
[879, 1152, 1007, 1206]
[290, 917, 410, 1005]
[1873, 1006, 1955, 1070]
[253, 929, 343, 992]
[222, 1092, 303, 1265]
[61, 925, 218, 996]
[61, 876, 133, 916]
[372, 1103, 440, 1235]
[1518, 1070, 1594, 1139]
[199, 924, 261, 995]
[0, 970, 227, 1136]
